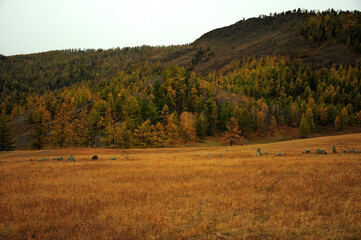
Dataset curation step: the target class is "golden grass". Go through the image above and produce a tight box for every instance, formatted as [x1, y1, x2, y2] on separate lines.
[1, 134, 361, 239]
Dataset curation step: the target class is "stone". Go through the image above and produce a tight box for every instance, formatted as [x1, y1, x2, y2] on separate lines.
[264, 152, 269, 155]
[305, 149, 311, 154]
[38, 158, 49, 162]
[315, 149, 327, 155]
[349, 149, 361, 154]
[276, 152, 283, 156]
[226, 149, 230, 151]
[341, 149, 346, 154]
[111, 157, 116, 160]
[257, 148, 262, 156]
[57, 157, 63, 161]
[206, 152, 210, 156]
[91, 155, 98, 160]
[67, 156, 75, 162]
[218, 152, 222, 157]
[332, 145, 337, 153]
[0, 160, 2, 163]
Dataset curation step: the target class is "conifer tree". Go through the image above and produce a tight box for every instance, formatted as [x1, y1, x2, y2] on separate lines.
[71, 109, 87, 147]
[205, 98, 217, 136]
[31, 105, 51, 150]
[335, 116, 342, 131]
[115, 122, 132, 149]
[49, 103, 73, 148]
[180, 111, 196, 143]
[101, 107, 116, 148]
[0, 111, 14, 151]
[132, 119, 154, 148]
[305, 108, 316, 132]
[356, 110, 361, 126]
[233, 106, 253, 135]
[340, 107, 349, 128]
[268, 115, 277, 136]
[299, 116, 311, 138]
[152, 122, 168, 147]
[220, 117, 245, 146]
[195, 114, 207, 142]
[166, 113, 181, 147]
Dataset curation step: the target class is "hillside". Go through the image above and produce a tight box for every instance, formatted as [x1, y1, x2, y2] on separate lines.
[153, 10, 361, 74]
[1, 10, 361, 150]
[1, 134, 361, 239]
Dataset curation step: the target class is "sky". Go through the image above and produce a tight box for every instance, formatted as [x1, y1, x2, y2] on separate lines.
[0, 0, 360, 56]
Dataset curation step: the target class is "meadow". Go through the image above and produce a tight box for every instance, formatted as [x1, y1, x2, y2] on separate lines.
[1, 134, 361, 239]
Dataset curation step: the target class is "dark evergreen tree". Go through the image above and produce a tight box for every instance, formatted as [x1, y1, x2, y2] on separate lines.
[195, 114, 207, 142]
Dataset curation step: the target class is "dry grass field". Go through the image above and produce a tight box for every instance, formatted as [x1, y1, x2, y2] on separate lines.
[1, 134, 361, 239]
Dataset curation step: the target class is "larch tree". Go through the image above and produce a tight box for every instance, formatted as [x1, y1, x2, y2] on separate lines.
[195, 114, 207, 142]
[340, 107, 349, 128]
[268, 115, 277, 136]
[356, 110, 361, 126]
[233, 106, 253, 135]
[205, 98, 217, 136]
[298, 115, 311, 138]
[166, 113, 181, 147]
[220, 117, 245, 146]
[50, 103, 73, 148]
[31, 105, 51, 150]
[71, 109, 88, 147]
[335, 116, 342, 130]
[180, 111, 196, 143]
[115, 121, 132, 149]
[152, 122, 168, 148]
[102, 107, 116, 148]
[305, 108, 316, 132]
[132, 119, 154, 148]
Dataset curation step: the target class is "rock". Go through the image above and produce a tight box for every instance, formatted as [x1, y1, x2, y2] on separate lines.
[264, 152, 269, 155]
[206, 152, 210, 156]
[218, 152, 222, 157]
[332, 145, 337, 153]
[315, 149, 327, 155]
[110, 157, 116, 160]
[67, 156, 75, 162]
[305, 149, 311, 154]
[276, 152, 283, 156]
[226, 149, 230, 151]
[0, 160, 2, 163]
[257, 148, 262, 156]
[57, 157, 63, 161]
[91, 155, 98, 160]
[38, 158, 49, 162]
[349, 149, 361, 154]
[341, 149, 346, 154]
[30, 159, 32, 161]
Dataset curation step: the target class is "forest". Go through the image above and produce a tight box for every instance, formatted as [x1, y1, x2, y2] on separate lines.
[0, 10, 361, 150]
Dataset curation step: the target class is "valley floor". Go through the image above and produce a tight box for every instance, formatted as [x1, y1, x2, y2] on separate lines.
[1, 134, 361, 239]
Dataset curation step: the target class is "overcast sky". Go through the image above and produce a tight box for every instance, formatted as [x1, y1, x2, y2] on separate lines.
[0, 0, 360, 56]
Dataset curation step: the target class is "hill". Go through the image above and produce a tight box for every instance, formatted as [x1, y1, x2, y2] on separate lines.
[152, 10, 361, 74]
[1, 10, 361, 150]
[1, 134, 361, 239]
